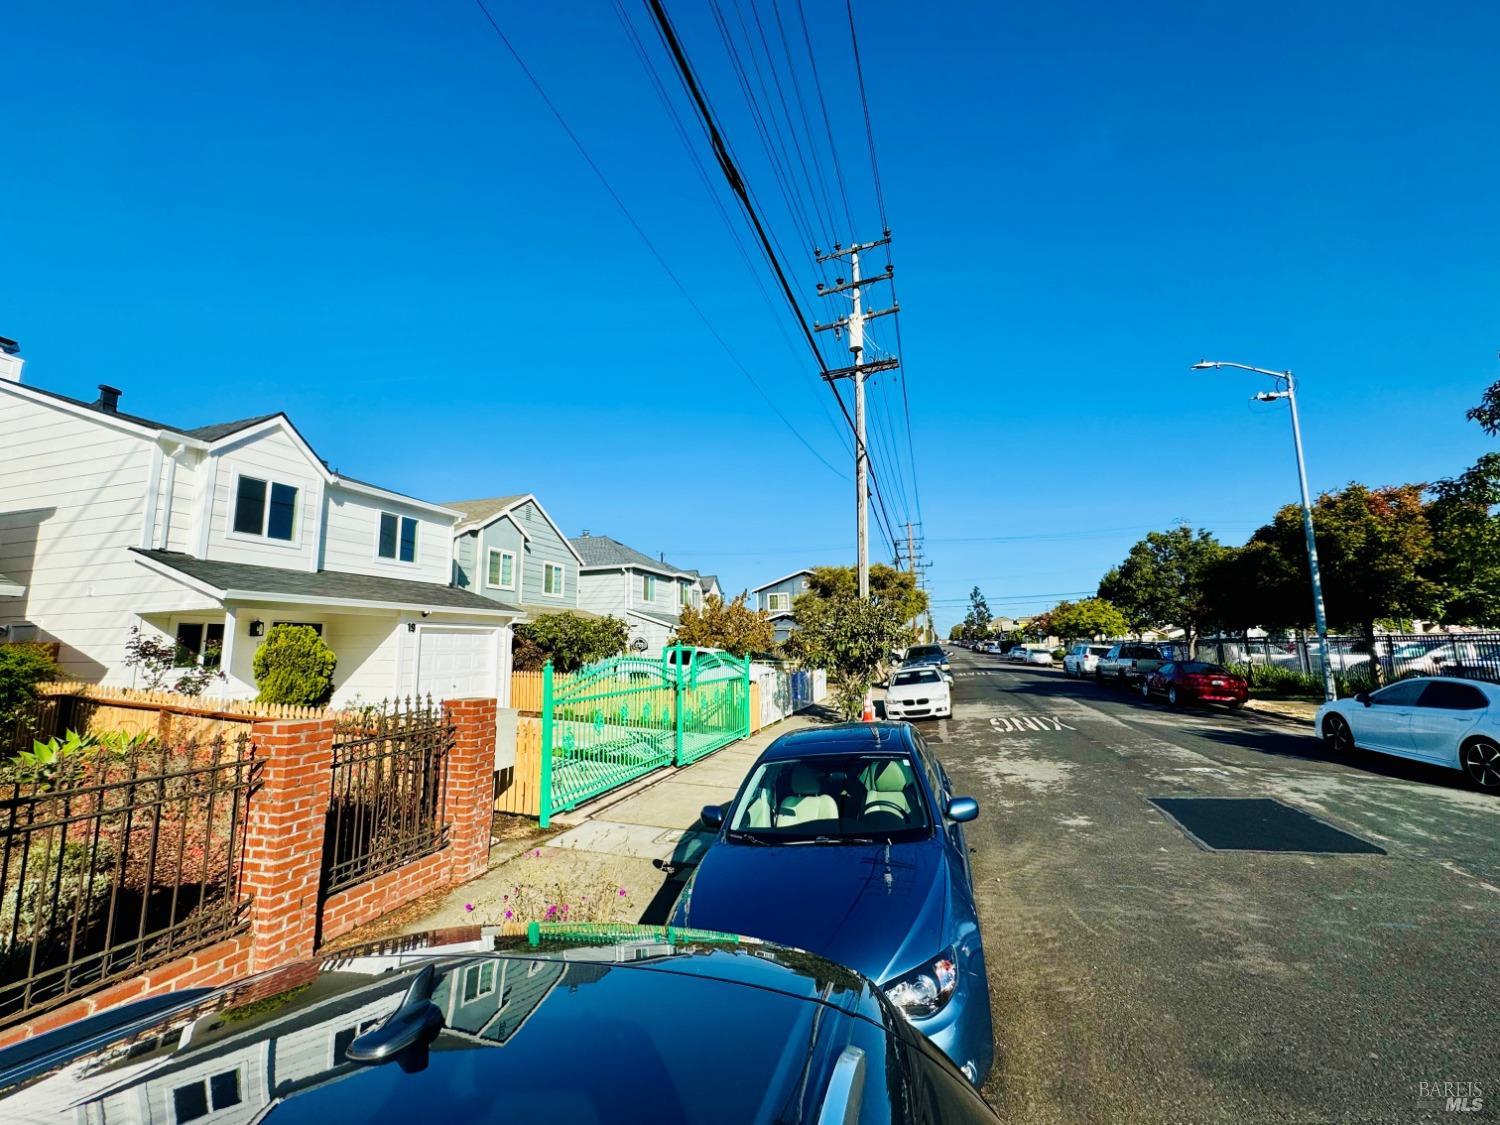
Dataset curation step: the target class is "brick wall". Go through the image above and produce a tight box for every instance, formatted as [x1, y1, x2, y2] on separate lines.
[0, 699, 498, 1046]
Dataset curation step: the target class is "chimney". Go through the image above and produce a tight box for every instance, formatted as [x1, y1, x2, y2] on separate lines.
[580, 529, 590, 538]
[0, 337, 23, 383]
[96, 384, 122, 413]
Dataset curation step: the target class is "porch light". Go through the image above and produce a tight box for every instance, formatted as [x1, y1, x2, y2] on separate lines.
[248, 619, 264, 637]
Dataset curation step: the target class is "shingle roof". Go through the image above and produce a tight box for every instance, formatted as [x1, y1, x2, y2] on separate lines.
[15, 383, 277, 442]
[132, 550, 520, 614]
[569, 535, 691, 575]
[444, 495, 531, 527]
[700, 574, 720, 589]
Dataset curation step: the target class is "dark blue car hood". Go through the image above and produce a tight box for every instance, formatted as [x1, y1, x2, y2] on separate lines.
[677, 837, 951, 984]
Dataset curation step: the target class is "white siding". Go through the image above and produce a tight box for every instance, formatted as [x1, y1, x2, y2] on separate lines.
[204, 427, 322, 569]
[577, 570, 628, 618]
[321, 486, 452, 585]
[162, 447, 202, 552]
[0, 391, 200, 682]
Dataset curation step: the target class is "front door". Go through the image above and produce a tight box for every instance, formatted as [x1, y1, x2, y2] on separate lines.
[1347, 679, 1424, 754]
[1409, 680, 1487, 762]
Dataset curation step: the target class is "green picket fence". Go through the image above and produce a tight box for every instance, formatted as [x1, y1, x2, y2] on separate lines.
[539, 647, 750, 825]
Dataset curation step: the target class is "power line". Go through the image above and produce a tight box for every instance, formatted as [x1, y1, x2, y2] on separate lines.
[844, 0, 889, 232]
[468, 0, 846, 478]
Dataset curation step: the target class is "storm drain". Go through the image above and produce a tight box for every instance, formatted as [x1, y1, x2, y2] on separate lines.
[1149, 797, 1386, 855]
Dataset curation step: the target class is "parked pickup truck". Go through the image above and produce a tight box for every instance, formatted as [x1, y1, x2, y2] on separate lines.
[1097, 642, 1168, 683]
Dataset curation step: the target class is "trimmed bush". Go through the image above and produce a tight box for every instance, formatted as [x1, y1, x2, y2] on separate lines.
[252, 625, 337, 706]
[0, 643, 59, 721]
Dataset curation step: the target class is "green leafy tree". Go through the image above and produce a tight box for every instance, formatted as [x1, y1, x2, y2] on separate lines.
[1467, 377, 1500, 436]
[1425, 453, 1500, 625]
[805, 564, 928, 629]
[1044, 598, 1129, 641]
[787, 591, 909, 720]
[513, 613, 629, 673]
[1097, 526, 1226, 652]
[961, 587, 992, 640]
[252, 624, 337, 706]
[0, 644, 59, 722]
[946, 623, 965, 642]
[672, 594, 776, 657]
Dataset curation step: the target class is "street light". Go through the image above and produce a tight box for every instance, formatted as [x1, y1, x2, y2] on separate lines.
[1194, 359, 1336, 702]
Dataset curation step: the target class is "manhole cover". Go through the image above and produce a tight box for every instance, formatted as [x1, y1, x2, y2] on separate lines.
[1149, 797, 1386, 855]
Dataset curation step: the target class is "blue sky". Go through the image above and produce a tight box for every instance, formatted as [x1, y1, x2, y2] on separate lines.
[5, 1, 1498, 631]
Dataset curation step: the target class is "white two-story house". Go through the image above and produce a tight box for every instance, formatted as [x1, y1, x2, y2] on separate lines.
[0, 351, 522, 707]
[569, 533, 704, 657]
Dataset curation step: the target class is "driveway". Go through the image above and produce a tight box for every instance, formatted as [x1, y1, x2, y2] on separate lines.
[935, 650, 1497, 1123]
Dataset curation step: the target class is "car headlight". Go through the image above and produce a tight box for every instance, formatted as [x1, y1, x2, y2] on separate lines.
[882, 950, 958, 1019]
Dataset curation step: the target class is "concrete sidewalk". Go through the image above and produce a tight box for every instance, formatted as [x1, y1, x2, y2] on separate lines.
[395, 709, 833, 934]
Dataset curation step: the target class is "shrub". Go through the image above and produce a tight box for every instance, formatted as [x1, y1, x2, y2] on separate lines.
[252, 625, 337, 706]
[1227, 661, 1386, 700]
[0, 643, 59, 721]
[513, 614, 629, 673]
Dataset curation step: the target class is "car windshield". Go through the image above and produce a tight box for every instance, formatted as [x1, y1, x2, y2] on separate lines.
[893, 668, 942, 686]
[728, 754, 931, 842]
[907, 645, 943, 660]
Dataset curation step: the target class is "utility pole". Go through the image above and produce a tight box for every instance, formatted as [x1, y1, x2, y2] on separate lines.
[814, 235, 898, 599]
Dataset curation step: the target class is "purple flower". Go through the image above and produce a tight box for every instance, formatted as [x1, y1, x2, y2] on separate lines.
[464, 903, 474, 913]
[533, 849, 542, 858]
[504, 909, 513, 920]
[618, 888, 628, 897]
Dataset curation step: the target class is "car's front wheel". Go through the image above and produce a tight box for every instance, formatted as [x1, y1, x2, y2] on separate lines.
[1324, 714, 1355, 757]
[1167, 686, 1179, 707]
[1139, 680, 1150, 700]
[1460, 737, 1500, 792]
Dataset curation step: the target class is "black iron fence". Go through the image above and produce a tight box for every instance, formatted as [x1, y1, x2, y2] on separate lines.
[0, 732, 257, 1029]
[1196, 633, 1500, 685]
[323, 698, 451, 897]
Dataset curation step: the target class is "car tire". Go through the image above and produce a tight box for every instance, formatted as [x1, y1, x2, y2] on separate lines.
[1167, 686, 1179, 707]
[1460, 737, 1500, 792]
[1324, 714, 1355, 757]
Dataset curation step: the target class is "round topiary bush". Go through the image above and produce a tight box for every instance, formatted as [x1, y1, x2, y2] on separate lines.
[252, 625, 337, 706]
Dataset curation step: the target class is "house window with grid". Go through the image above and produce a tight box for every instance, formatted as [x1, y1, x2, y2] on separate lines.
[172, 1070, 242, 1122]
[544, 562, 564, 597]
[378, 513, 418, 563]
[487, 548, 517, 590]
[767, 592, 791, 613]
[232, 475, 298, 541]
[174, 622, 225, 668]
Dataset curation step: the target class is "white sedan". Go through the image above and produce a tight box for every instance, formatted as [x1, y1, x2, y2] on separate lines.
[884, 665, 952, 720]
[1316, 677, 1500, 792]
[1008, 646, 1054, 666]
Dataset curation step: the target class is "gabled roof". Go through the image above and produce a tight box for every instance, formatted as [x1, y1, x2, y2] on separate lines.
[700, 574, 721, 590]
[9, 381, 277, 442]
[751, 568, 815, 593]
[132, 550, 521, 617]
[445, 494, 586, 564]
[570, 535, 694, 579]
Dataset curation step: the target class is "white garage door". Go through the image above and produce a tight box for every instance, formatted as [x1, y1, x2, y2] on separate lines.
[415, 627, 496, 701]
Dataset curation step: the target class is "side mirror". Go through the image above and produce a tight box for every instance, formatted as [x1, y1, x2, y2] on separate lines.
[945, 796, 979, 823]
[1355, 692, 1371, 707]
[700, 804, 724, 829]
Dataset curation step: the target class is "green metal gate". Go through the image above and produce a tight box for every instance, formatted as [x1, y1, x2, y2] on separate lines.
[539, 646, 749, 825]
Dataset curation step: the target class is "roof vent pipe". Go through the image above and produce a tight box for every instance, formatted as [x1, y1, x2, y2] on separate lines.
[97, 384, 122, 413]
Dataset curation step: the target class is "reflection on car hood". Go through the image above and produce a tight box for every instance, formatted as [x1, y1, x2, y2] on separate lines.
[0, 926, 886, 1124]
[679, 838, 950, 984]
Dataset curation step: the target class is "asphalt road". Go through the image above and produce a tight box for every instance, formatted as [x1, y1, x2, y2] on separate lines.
[926, 649, 1498, 1125]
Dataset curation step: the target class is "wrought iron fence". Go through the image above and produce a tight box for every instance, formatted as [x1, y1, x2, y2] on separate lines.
[0, 732, 256, 1029]
[323, 698, 451, 897]
[1197, 633, 1500, 686]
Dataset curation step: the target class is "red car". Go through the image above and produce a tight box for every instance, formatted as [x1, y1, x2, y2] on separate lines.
[1140, 661, 1249, 708]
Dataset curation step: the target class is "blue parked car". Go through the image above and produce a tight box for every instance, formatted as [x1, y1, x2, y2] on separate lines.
[671, 722, 994, 1085]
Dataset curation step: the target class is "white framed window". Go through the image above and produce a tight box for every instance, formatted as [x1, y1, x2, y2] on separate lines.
[486, 548, 517, 590]
[767, 592, 791, 613]
[377, 512, 418, 563]
[462, 961, 498, 1003]
[642, 574, 656, 602]
[172, 1068, 242, 1123]
[230, 473, 298, 543]
[543, 562, 564, 597]
[681, 584, 693, 607]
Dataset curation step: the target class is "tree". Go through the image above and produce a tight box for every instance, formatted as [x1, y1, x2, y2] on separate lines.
[1467, 378, 1500, 437]
[1097, 526, 1226, 652]
[1425, 453, 1500, 625]
[513, 613, 629, 673]
[787, 590, 909, 720]
[1044, 598, 1129, 642]
[805, 564, 928, 630]
[0, 644, 58, 722]
[672, 594, 776, 657]
[252, 625, 337, 706]
[961, 587, 992, 640]
[947, 623, 964, 642]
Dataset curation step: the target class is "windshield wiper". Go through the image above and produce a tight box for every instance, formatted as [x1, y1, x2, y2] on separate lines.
[725, 829, 770, 845]
[784, 835, 878, 846]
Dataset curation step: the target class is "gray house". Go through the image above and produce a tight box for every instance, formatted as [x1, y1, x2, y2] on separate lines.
[752, 568, 815, 644]
[447, 494, 587, 616]
[571, 533, 703, 657]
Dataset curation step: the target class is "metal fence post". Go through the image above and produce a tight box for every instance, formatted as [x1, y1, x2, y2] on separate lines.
[673, 647, 687, 767]
[538, 661, 554, 829]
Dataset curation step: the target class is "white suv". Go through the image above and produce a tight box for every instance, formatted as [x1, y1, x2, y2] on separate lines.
[1064, 644, 1112, 677]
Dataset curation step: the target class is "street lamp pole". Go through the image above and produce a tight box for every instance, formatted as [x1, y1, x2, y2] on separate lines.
[1193, 360, 1337, 702]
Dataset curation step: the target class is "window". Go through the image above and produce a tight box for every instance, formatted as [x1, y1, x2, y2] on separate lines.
[642, 574, 656, 602]
[175, 622, 225, 668]
[1371, 680, 1425, 707]
[681, 584, 693, 607]
[892, 669, 942, 686]
[486, 548, 516, 590]
[172, 1070, 241, 1123]
[378, 513, 418, 563]
[232, 475, 298, 542]
[1158, 663, 1176, 677]
[462, 961, 498, 1003]
[1417, 681, 1488, 711]
[767, 592, 791, 613]
[544, 562, 564, 597]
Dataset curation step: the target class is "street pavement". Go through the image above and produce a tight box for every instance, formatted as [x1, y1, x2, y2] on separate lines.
[934, 649, 1498, 1124]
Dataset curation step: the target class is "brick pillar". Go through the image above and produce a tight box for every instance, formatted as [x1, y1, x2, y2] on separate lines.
[243, 718, 334, 972]
[444, 698, 497, 885]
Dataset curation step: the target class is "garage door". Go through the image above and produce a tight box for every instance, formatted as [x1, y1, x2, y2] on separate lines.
[415, 627, 496, 701]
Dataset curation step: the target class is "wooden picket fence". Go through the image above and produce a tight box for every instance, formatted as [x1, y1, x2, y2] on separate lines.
[37, 682, 332, 720]
[510, 669, 579, 713]
[494, 716, 543, 817]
